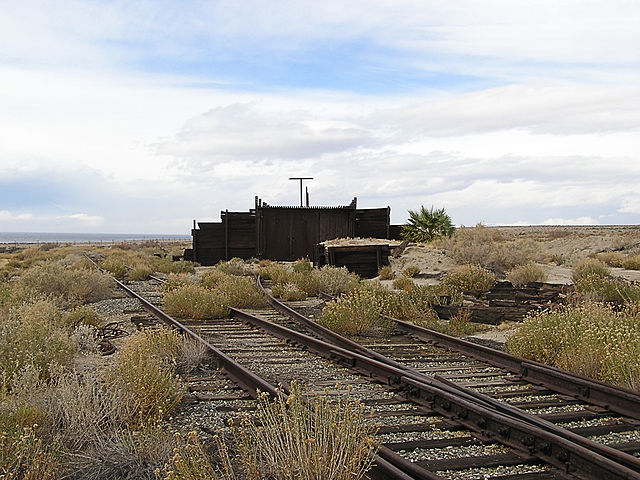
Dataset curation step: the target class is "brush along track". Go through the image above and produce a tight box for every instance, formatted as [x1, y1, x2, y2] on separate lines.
[124, 277, 639, 480]
[258, 280, 640, 478]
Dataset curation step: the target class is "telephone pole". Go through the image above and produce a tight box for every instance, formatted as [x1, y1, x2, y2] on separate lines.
[289, 177, 313, 207]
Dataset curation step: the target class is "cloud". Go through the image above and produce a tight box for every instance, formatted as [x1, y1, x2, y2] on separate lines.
[63, 213, 104, 227]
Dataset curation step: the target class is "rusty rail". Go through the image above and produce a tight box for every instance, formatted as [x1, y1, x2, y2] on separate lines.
[88, 259, 422, 480]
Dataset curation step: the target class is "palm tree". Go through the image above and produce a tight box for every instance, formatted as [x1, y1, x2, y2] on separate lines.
[401, 206, 455, 242]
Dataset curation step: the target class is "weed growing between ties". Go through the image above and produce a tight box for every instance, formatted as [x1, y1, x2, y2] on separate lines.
[271, 283, 308, 301]
[234, 383, 377, 480]
[163, 284, 230, 319]
[507, 303, 640, 391]
[506, 263, 548, 287]
[260, 262, 360, 296]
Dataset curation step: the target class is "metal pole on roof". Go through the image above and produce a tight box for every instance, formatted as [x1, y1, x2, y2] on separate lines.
[289, 177, 313, 207]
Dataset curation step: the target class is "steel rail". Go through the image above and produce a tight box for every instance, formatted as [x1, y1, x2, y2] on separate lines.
[90, 264, 420, 480]
[260, 280, 640, 475]
[317, 289, 640, 422]
[229, 306, 640, 480]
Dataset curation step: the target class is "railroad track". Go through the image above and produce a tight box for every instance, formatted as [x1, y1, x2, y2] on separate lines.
[109, 272, 640, 480]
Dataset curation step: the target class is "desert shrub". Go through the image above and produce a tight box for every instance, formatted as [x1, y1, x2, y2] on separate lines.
[572, 258, 610, 283]
[70, 324, 100, 354]
[290, 271, 320, 296]
[0, 300, 74, 391]
[402, 265, 421, 277]
[622, 254, 640, 270]
[319, 285, 394, 335]
[574, 274, 640, 304]
[113, 329, 186, 425]
[18, 263, 113, 304]
[401, 206, 455, 243]
[312, 266, 359, 295]
[157, 431, 221, 480]
[63, 305, 101, 330]
[377, 266, 395, 280]
[65, 425, 175, 480]
[205, 273, 267, 308]
[70, 256, 95, 270]
[595, 251, 625, 268]
[163, 285, 229, 319]
[392, 275, 414, 291]
[271, 283, 308, 301]
[215, 258, 250, 276]
[161, 273, 200, 293]
[234, 384, 376, 480]
[292, 258, 313, 273]
[0, 424, 60, 480]
[259, 262, 290, 284]
[441, 264, 496, 294]
[444, 225, 543, 273]
[32, 368, 138, 450]
[177, 338, 209, 375]
[443, 309, 484, 336]
[507, 303, 640, 390]
[101, 256, 127, 279]
[152, 258, 196, 275]
[550, 253, 565, 265]
[506, 263, 548, 287]
[129, 263, 153, 281]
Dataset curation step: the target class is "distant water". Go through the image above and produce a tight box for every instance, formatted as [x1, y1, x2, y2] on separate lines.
[0, 232, 190, 244]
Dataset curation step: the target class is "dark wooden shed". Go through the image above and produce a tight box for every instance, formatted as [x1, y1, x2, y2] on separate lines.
[185, 196, 396, 266]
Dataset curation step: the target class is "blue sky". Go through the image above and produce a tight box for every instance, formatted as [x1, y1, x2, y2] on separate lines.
[1, 1, 639, 233]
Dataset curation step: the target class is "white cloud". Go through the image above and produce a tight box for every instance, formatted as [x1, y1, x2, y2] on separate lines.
[63, 213, 104, 227]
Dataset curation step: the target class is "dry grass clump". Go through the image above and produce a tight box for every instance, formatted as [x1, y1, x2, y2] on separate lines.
[392, 275, 414, 291]
[271, 283, 308, 301]
[441, 264, 496, 295]
[112, 328, 186, 426]
[163, 284, 229, 319]
[572, 258, 610, 282]
[377, 265, 395, 280]
[594, 251, 640, 270]
[259, 262, 290, 284]
[292, 258, 313, 273]
[161, 273, 200, 293]
[129, 263, 153, 281]
[201, 270, 267, 308]
[443, 224, 543, 273]
[312, 266, 359, 296]
[214, 258, 251, 276]
[402, 265, 421, 277]
[507, 303, 640, 391]
[62, 305, 102, 330]
[574, 274, 640, 304]
[0, 300, 74, 391]
[260, 262, 359, 297]
[18, 262, 113, 304]
[319, 285, 394, 336]
[100, 256, 128, 279]
[233, 384, 376, 480]
[0, 424, 60, 480]
[506, 263, 548, 287]
[157, 431, 222, 480]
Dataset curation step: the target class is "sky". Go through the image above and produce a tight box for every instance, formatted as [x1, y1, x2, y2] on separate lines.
[1, 1, 639, 234]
